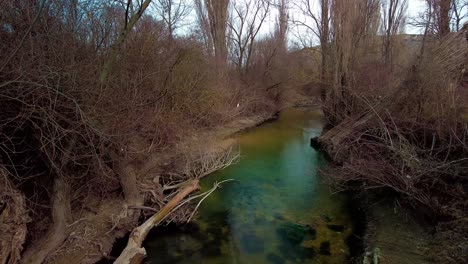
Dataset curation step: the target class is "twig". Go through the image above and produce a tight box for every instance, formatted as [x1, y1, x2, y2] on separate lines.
[0, 0, 47, 72]
[187, 179, 234, 222]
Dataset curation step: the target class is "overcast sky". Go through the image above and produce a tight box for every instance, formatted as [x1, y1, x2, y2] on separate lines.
[175, 0, 456, 45]
[407, 0, 427, 33]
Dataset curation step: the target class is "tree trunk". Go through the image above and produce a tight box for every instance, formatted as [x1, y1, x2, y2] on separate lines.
[113, 158, 144, 223]
[439, 0, 451, 37]
[21, 176, 72, 264]
[318, 111, 375, 160]
[319, 80, 413, 160]
[320, 0, 329, 82]
[21, 137, 77, 264]
[114, 179, 200, 264]
[100, 0, 153, 83]
[205, 0, 229, 78]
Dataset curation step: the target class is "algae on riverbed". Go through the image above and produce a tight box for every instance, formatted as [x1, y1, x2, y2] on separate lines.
[144, 108, 356, 263]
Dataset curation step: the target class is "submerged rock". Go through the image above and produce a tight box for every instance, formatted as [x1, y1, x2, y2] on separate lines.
[277, 222, 308, 245]
[319, 241, 331, 255]
[278, 244, 315, 261]
[266, 253, 285, 264]
[254, 217, 268, 225]
[300, 246, 316, 258]
[305, 224, 317, 240]
[320, 214, 333, 223]
[327, 224, 345, 232]
[201, 241, 222, 256]
[207, 209, 230, 226]
[273, 212, 285, 221]
[206, 226, 224, 241]
[310, 137, 322, 150]
[241, 233, 264, 254]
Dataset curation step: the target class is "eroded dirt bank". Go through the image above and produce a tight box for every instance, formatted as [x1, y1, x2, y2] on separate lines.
[45, 112, 279, 264]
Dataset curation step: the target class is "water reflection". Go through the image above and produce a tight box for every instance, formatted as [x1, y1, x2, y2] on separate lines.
[144, 108, 354, 263]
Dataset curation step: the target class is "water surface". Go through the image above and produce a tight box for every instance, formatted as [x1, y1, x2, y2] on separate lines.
[145, 108, 355, 263]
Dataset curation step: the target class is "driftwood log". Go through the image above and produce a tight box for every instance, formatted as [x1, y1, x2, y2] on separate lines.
[318, 111, 375, 161]
[319, 77, 416, 160]
[114, 179, 200, 264]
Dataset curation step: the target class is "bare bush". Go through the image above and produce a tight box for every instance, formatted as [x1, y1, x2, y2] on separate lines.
[0, 168, 28, 264]
[322, 28, 468, 220]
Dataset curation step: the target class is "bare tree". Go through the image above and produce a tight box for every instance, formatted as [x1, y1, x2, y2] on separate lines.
[409, 0, 465, 56]
[154, 0, 191, 40]
[450, 0, 467, 31]
[194, 0, 230, 68]
[228, 0, 271, 72]
[326, 0, 381, 122]
[194, 0, 214, 52]
[440, 0, 452, 36]
[275, 0, 289, 53]
[293, 0, 331, 81]
[413, 0, 454, 37]
[381, 0, 408, 63]
[100, 0, 153, 83]
[210, 0, 230, 68]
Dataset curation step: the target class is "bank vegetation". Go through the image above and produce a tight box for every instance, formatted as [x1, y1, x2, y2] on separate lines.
[306, 0, 467, 262]
[0, 0, 467, 263]
[0, 0, 314, 263]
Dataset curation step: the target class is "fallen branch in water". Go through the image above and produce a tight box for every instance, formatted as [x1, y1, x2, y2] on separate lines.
[114, 179, 200, 264]
[114, 178, 234, 264]
[161, 147, 239, 192]
[187, 179, 233, 222]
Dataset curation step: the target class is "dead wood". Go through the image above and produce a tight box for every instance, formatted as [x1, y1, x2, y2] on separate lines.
[113, 156, 144, 223]
[319, 70, 419, 160]
[114, 179, 200, 264]
[318, 111, 374, 160]
[21, 176, 72, 264]
[21, 138, 76, 264]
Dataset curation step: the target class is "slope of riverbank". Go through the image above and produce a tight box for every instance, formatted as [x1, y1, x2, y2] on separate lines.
[46, 111, 280, 264]
[360, 196, 433, 264]
[144, 107, 362, 264]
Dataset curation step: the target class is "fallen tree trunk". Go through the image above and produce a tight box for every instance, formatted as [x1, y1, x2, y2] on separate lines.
[318, 111, 374, 161]
[114, 179, 200, 264]
[319, 80, 414, 160]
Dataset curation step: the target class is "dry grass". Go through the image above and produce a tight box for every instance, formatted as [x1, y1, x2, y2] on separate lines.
[321, 27, 468, 262]
[0, 0, 310, 261]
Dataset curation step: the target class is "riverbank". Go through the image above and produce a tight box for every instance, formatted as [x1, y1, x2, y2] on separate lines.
[359, 195, 433, 264]
[46, 110, 281, 264]
[143, 107, 361, 263]
[316, 114, 467, 263]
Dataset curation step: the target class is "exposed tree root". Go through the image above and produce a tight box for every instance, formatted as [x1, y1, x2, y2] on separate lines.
[114, 179, 200, 264]
[113, 156, 144, 222]
[21, 176, 72, 264]
[0, 168, 28, 264]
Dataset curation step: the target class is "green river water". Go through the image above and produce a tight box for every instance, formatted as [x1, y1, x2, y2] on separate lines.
[144, 108, 357, 264]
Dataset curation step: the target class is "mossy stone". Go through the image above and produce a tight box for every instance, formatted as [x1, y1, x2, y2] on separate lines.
[277, 222, 308, 245]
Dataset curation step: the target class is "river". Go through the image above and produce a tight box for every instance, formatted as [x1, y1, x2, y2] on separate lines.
[144, 108, 358, 264]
